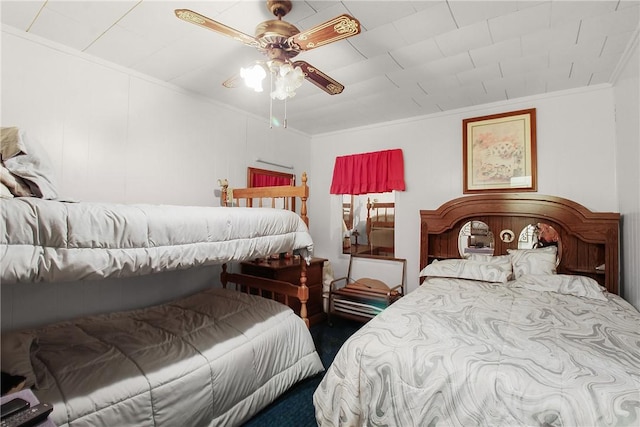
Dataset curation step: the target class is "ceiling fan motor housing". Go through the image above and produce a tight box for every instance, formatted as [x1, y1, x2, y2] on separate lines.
[255, 20, 300, 60]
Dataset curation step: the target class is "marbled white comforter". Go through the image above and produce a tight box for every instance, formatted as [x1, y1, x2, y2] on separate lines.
[314, 277, 640, 427]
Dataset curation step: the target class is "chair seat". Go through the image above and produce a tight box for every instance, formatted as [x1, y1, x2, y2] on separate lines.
[333, 283, 401, 299]
[329, 254, 406, 324]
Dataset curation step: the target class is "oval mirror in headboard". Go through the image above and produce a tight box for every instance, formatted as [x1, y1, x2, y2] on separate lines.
[458, 220, 495, 258]
[518, 222, 563, 264]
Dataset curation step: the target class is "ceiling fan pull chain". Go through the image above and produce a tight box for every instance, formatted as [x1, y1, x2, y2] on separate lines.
[269, 70, 274, 129]
[284, 96, 288, 128]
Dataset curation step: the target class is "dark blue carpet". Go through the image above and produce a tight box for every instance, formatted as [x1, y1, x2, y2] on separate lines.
[242, 317, 363, 427]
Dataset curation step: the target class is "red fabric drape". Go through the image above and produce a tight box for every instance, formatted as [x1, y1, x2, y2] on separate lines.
[252, 174, 291, 187]
[330, 149, 405, 195]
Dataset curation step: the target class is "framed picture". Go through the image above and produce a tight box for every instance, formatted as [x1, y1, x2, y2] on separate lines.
[463, 108, 537, 193]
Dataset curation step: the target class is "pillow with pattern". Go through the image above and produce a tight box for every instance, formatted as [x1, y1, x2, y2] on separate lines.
[468, 254, 513, 280]
[419, 259, 510, 283]
[507, 246, 557, 279]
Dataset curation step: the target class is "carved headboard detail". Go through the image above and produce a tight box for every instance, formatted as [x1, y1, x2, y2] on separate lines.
[420, 194, 620, 294]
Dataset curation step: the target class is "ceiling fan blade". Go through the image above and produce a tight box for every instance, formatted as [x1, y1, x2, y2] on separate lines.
[288, 14, 361, 51]
[293, 61, 344, 95]
[175, 9, 259, 48]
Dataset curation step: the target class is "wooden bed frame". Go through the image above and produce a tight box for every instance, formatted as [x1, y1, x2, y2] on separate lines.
[420, 194, 620, 294]
[220, 172, 313, 326]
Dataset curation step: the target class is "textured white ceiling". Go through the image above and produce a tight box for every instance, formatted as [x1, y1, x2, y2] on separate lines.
[2, 1, 639, 135]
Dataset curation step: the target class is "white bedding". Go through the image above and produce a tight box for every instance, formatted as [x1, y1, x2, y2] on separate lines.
[1, 197, 313, 283]
[314, 277, 640, 427]
[3, 288, 324, 427]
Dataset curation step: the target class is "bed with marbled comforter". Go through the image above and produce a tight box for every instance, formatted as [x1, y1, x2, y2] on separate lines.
[315, 194, 636, 426]
[314, 275, 640, 427]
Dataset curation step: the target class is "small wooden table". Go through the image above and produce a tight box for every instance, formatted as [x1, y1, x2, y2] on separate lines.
[241, 257, 327, 326]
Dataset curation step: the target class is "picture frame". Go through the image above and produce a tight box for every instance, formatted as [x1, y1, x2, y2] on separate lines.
[462, 108, 537, 193]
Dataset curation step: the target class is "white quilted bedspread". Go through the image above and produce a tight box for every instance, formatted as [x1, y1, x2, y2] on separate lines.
[314, 277, 640, 427]
[1, 197, 313, 283]
[22, 288, 324, 426]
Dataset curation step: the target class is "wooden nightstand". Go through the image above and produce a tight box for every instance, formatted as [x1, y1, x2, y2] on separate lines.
[240, 257, 328, 325]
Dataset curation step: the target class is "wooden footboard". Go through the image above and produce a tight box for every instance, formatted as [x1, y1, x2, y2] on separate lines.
[220, 263, 310, 328]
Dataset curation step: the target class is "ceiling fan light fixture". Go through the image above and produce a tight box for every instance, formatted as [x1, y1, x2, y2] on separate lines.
[270, 63, 304, 100]
[240, 64, 267, 92]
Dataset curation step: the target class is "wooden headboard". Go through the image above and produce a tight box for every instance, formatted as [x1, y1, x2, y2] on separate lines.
[222, 172, 309, 227]
[420, 194, 620, 294]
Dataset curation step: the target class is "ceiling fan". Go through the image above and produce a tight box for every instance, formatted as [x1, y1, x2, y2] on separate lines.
[175, 1, 361, 98]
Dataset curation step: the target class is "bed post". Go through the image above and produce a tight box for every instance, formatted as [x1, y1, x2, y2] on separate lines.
[221, 263, 228, 288]
[298, 261, 310, 328]
[300, 172, 309, 228]
[366, 197, 373, 244]
[220, 179, 229, 207]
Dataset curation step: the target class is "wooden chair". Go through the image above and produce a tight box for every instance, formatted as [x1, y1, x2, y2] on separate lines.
[328, 254, 406, 324]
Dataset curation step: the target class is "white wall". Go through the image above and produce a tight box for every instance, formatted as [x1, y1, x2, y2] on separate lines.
[614, 31, 640, 310]
[310, 87, 623, 297]
[1, 27, 312, 206]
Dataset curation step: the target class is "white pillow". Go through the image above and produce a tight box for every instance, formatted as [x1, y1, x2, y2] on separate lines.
[511, 274, 607, 301]
[507, 246, 557, 279]
[1, 127, 58, 199]
[467, 254, 513, 280]
[419, 259, 510, 283]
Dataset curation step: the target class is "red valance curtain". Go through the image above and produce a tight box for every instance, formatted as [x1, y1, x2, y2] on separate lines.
[330, 149, 406, 195]
[251, 174, 291, 187]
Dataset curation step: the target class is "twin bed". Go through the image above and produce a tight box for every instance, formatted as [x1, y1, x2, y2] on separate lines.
[1, 170, 323, 426]
[314, 194, 639, 427]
